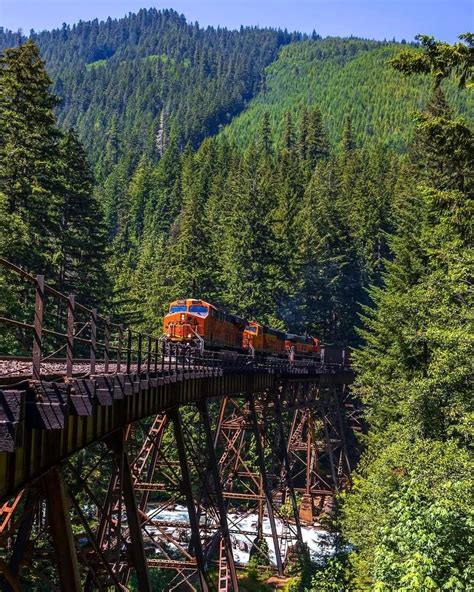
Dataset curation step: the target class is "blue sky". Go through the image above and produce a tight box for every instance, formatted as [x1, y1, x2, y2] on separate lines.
[1, 0, 472, 42]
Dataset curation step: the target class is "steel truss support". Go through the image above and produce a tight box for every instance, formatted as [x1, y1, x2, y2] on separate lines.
[273, 392, 304, 548]
[197, 399, 239, 592]
[0, 382, 358, 591]
[108, 428, 152, 592]
[169, 407, 209, 592]
[212, 394, 304, 572]
[83, 453, 122, 592]
[41, 467, 81, 592]
[247, 393, 284, 577]
[3, 492, 36, 592]
[284, 383, 355, 521]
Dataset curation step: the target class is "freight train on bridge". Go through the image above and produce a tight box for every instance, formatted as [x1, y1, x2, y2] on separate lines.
[163, 298, 321, 360]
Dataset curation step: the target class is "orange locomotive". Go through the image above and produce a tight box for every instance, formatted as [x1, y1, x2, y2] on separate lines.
[285, 334, 320, 358]
[163, 299, 245, 350]
[243, 321, 286, 356]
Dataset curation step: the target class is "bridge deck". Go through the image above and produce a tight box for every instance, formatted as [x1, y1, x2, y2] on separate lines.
[0, 361, 351, 503]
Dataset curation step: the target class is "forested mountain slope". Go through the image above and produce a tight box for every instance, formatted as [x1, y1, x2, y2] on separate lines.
[1, 10, 472, 181]
[224, 37, 473, 150]
[0, 9, 301, 178]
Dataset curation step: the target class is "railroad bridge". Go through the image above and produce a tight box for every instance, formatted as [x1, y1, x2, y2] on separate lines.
[0, 259, 359, 591]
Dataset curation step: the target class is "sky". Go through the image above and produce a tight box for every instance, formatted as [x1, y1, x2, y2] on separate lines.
[1, 0, 472, 43]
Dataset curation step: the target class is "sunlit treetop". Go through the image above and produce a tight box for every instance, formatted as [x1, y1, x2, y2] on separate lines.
[390, 33, 474, 88]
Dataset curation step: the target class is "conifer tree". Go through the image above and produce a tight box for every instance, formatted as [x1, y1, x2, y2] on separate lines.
[298, 108, 309, 162]
[283, 111, 295, 152]
[218, 145, 277, 321]
[127, 154, 152, 242]
[340, 54, 473, 591]
[163, 145, 211, 299]
[341, 115, 355, 153]
[0, 40, 62, 275]
[390, 33, 474, 88]
[148, 136, 183, 236]
[258, 111, 272, 157]
[58, 130, 109, 306]
[294, 159, 362, 343]
[305, 107, 329, 169]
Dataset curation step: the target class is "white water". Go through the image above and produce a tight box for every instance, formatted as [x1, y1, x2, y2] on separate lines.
[146, 505, 335, 565]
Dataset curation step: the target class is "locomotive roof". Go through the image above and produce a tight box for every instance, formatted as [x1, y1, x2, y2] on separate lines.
[286, 333, 314, 343]
[169, 300, 317, 341]
[171, 298, 246, 324]
[245, 320, 286, 338]
[172, 298, 217, 310]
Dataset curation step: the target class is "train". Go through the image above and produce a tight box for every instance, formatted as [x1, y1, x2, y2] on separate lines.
[163, 298, 321, 359]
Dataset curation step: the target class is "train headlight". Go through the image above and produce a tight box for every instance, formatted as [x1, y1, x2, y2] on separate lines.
[166, 332, 171, 337]
[187, 333, 192, 339]
[180, 313, 185, 321]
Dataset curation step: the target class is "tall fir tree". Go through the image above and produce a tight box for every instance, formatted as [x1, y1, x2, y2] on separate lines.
[58, 130, 109, 307]
[258, 111, 273, 157]
[0, 40, 62, 275]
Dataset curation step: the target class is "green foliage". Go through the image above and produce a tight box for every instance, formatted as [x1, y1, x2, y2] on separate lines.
[338, 52, 473, 590]
[223, 38, 473, 153]
[0, 39, 62, 277]
[390, 33, 474, 88]
[1, 18, 472, 592]
[129, 568, 174, 590]
[0, 9, 302, 181]
[342, 440, 473, 591]
[110, 107, 399, 344]
[308, 554, 353, 591]
[85, 58, 107, 70]
[58, 130, 110, 306]
[238, 570, 273, 591]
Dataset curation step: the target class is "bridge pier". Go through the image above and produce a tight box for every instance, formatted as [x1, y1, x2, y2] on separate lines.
[42, 467, 82, 592]
[110, 429, 152, 592]
[273, 391, 304, 546]
[197, 399, 239, 592]
[169, 407, 210, 592]
[248, 393, 284, 576]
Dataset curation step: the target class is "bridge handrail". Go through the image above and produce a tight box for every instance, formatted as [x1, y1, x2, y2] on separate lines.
[0, 257, 164, 379]
[0, 258, 120, 324]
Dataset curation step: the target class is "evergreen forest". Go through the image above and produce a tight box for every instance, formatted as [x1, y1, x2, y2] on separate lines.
[0, 8, 472, 591]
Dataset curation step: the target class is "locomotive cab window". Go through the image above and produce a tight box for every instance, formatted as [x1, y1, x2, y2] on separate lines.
[189, 305, 209, 316]
[170, 305, 187, 313]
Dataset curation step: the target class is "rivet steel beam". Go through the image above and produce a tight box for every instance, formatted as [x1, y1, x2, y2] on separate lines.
[274, 393, 304, 547]
[112, 429, 151, 592]
[4, 491, 36, 592]
[247, 393, 283, 576]
[197, 399, 239, 591]
[169, 407, 209, 592]
[320, 397, 338, 492]
[41, 467, 81, 592]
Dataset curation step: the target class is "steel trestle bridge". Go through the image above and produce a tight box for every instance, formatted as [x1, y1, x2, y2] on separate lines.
[0, 258, 360, 591]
